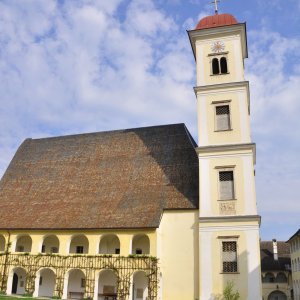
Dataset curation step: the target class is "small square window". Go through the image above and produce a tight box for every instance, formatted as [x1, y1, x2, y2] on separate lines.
[216, 105, 231, 131]
[135, 248, 143, 255]
[76, 246, 84, 254]
[115, 248, 120, 254]
[51, 247, 58, 253]
[41, 245, 46, 253]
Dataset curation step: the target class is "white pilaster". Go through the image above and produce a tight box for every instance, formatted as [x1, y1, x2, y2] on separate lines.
[246, 228, 262, 300]
[199, 158, 211, 217]
[198, 95, 208, 146]
[199, 231, 213, 299]
[243, 155, 257, 215]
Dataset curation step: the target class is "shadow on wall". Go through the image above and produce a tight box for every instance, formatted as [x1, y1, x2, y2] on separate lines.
[206, 250, 262, 300]
[132, 125, 199, 207]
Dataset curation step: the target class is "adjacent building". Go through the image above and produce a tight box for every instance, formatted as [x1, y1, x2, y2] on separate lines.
[0, 11, 262, 300]
[261, 240, 292, 300]
[287, 229, 300, 300]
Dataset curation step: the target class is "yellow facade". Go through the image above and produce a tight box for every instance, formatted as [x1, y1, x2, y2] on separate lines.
[0, 210, 199, 300]
[289, 233, 300, 299]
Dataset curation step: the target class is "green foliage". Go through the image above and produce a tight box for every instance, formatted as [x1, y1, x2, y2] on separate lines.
[223, 281, 240, 300]
[0, 291, 6, 295]
[22, 293, 33, 297]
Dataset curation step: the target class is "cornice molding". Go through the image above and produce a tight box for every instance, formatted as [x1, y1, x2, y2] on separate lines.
[187, 23, 248, 60]
[199, 215, 261, 224]
[194, 80, 249, 94]
[196, 143, 256, 164]
[194, 81, 251, 115]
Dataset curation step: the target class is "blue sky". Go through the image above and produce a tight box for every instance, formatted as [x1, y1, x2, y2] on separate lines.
[0, 0, 299, 241]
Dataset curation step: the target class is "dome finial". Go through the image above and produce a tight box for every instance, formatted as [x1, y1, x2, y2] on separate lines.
[212, 0, 220, 14]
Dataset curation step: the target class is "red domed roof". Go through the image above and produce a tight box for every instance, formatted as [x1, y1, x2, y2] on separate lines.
[196, 13, 238, 30]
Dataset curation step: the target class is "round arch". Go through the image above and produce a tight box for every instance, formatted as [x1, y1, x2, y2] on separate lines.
[63, 269, 86, 299]
[131, 271, 148, 300]
[276, 272, 287, 283]
[41, 235, 60, 253]
[263, 272, 275, 283]
[99, 234, 120, 254]
[15, 235, 32, 252]
[95, 269, 118, 300]
[131, 234, 150, 255]
[33, 268, 56, 298]
[69, 234, 89, 254]
[268, 290, 287, 300]
[6, 267, 27, 295]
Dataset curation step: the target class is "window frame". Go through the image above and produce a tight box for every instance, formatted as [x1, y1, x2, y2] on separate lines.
[212, 100, 232, 132]
[208, 52, 229, 76]
[218, 237, 239, 274]
[216, 166, 236, 201]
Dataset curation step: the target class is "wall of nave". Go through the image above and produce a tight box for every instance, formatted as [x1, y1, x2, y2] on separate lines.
[0, 231, 154, 256]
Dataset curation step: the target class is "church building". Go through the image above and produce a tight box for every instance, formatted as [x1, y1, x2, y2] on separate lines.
[0, 10, 262, 300]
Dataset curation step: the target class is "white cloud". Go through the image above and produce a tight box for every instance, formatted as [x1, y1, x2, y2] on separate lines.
[246, 29, 300, 239]
[0, 1, 298, 240]
[0, 0, 197, 176]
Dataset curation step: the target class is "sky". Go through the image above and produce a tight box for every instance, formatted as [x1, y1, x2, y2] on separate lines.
[0, 0, 299, 241]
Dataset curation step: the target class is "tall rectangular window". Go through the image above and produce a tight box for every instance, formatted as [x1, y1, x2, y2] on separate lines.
[222, 241, 238, 273]
[81, 278, 86, 288]
[219, 170, 234, 200]
[216, 105, 231, 131]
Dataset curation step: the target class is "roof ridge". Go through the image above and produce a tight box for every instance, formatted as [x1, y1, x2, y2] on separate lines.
[27, 123, 187, 141]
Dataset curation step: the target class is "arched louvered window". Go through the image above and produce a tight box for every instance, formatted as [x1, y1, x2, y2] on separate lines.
[220, 57, 228, 74]
[212, 58, 220, 75]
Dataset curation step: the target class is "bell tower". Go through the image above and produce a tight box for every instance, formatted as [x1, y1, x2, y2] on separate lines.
[188, 13, 262, 300]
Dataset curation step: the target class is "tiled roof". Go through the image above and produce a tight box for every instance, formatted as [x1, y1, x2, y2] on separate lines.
[0, 124, 199, 229]
[260, 241, 291, 272]
[287, 229, 300, 242]
[195, 13, 238, 30]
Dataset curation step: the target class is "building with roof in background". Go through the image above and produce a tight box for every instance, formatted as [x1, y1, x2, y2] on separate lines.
[287, 229, 300, 300]
[261, 239, 292, 300]
[0, 9, 262, 300]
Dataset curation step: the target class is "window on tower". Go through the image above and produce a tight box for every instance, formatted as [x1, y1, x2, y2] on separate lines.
[212, 58, 220, 75]
[210, 56, 229, 75]
[219, 170, 235, 200]
[216, 105, 231, 131]
[220, 57, 228, 74]
[222, 241, 238, 273]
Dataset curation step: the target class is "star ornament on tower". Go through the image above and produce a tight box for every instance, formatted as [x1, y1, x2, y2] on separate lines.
[211, 41, 225, 53]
